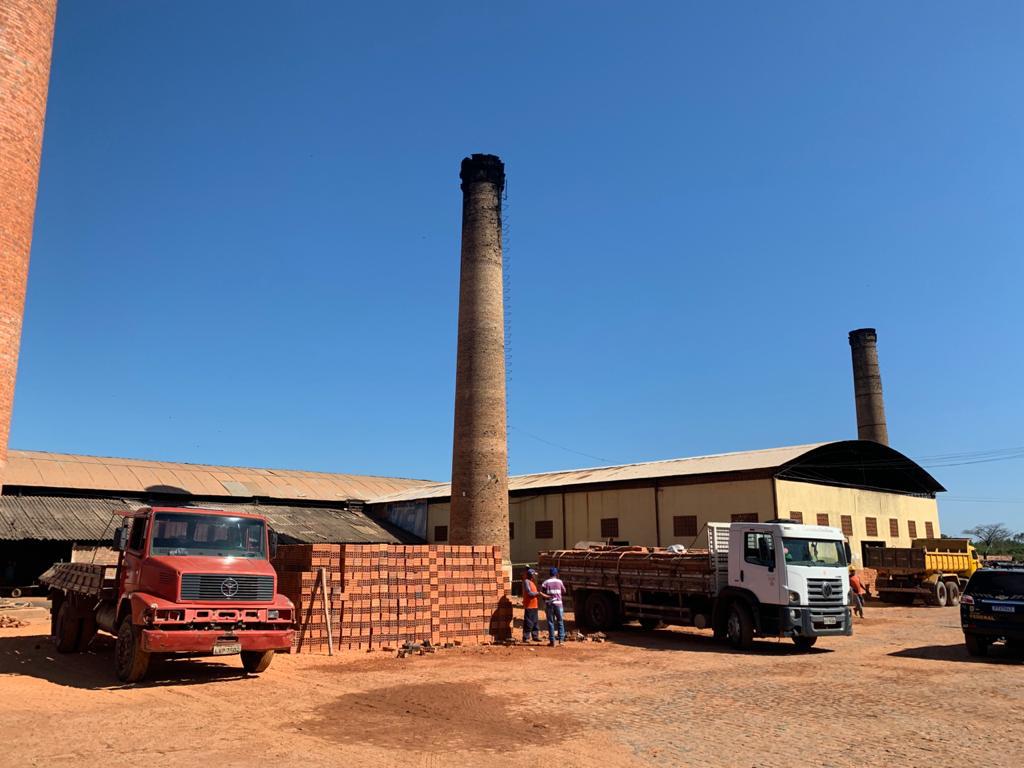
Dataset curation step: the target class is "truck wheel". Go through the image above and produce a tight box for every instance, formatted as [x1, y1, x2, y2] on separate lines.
[241, 650, 274, 673]
[639, 618, 661, 631]
[583, 592, 617, 632]
[115, 621, 150, 683]
[53, 601, 81, 653]
[932, 581, 948, 608]
[725, 602, 754, 650]
[77, 613, 98, 652]
[964, 632, 989, 658]
[946, 582, 961, 606]
[792, 636, 817, 651]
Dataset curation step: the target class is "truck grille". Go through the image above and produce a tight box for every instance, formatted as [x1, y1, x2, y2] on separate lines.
[180, 574, 274, 602]
[807, 578, 845, 607]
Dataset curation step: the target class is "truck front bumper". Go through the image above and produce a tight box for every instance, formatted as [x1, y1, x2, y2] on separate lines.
[141, 628, 294, 654]
[781, 606, 852, 638]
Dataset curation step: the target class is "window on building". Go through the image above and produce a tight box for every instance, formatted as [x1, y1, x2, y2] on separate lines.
[744, 531, 775, 567]
[509, 522, 515, 540]
[433, 525, 448, 543]
[673, 515, 698, 537]
[865, 517, 878, 537]
[840, 515, 853, 536]
[817, 513, 830, 527]
[535, 520, 554, 540]
[925, 521, 935, 538]
[731, 513, 759, 523]
[789, 511, 803, 524]
[907, 520, 917, 539]
[600, 518, 619, 539]
[889, 518, 899, 538]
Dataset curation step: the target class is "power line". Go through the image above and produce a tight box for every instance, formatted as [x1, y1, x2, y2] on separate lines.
[509, 425, 611, 464]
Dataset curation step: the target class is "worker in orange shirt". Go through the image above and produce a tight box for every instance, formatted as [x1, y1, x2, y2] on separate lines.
[521, 567, 541, 642]
[849, 567, 867, 619]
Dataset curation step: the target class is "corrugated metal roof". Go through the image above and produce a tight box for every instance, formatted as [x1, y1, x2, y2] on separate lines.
[0, 496, 421, 545]
[4, 450, 435, 503]
[369, 443, 828, 504]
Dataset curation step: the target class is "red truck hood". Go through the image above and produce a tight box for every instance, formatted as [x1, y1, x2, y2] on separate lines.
[147, 555, 276, 578]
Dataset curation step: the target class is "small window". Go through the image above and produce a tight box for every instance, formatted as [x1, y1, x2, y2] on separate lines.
[434, 525, 448, 543]
[509, 522, 515, 540]
[907, 520, 917, 539]
[128, 517, 147, 551]
[925, 521, 935, 538]
[817, 513, 830, 527]
[535, 520, 554, 540]
[600, 518, 619, 539]
[865, 517, 878, 537]
[731, 513, 758, 523]
[673, 515, 698, 537]
[744, 531, 775, 567]
[889, 518, 899, 538]
[789, 511, 803, 524]
[840, 515, 853, 536]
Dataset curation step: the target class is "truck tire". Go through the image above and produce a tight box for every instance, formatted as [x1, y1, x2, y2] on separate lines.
[241, 650, 274, 673]
[639, 618, 661, 631]
[931, 581, 948, 608]
[582, 592, 618, 632]
[115, 621, 150, 683]
[792, 636, 817, 651]
[946, 582, 961, 606]
[725, 601, 754, 650]
[964, 632, 989, 658]
[53, 601, 80, 654]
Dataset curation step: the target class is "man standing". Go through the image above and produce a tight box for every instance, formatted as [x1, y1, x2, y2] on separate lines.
[521, 567, 541, 643]
[541, 567, 566, 646]
[849, 567, 867, 619]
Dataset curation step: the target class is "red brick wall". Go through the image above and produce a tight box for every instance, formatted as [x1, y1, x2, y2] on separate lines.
[0, 0, 57, 479]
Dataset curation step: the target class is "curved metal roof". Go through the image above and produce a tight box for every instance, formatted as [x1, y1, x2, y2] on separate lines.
[3, 450, 435, 503]
[368, 440, 944, 504]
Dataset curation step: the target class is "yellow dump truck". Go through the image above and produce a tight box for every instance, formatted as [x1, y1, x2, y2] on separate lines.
[866, 538, 980, 606]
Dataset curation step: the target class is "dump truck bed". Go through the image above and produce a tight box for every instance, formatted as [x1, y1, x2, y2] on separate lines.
[865, 544, 974, 576]
[39, 562, 118, 601]
[539, 547, 716, 595]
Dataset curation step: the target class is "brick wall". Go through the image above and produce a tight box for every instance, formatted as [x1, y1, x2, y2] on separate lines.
[0, 0, 57, 477]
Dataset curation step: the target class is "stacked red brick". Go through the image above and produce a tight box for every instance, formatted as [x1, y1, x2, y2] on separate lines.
[272, 543, 511, 653]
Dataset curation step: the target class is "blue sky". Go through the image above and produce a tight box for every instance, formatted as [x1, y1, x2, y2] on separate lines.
[14, 2, 1024, 533]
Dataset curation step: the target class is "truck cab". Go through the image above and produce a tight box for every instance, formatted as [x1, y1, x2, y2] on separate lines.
[715, 520, 852, 648]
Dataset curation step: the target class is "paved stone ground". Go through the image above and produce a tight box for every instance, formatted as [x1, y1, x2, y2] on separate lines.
[0, 601, 1021, 767]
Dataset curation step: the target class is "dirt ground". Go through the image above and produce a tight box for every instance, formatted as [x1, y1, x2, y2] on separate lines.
[1, 599, 1022, 768]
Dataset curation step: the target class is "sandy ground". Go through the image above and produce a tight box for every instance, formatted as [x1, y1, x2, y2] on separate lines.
[1, 599, 1022, 768]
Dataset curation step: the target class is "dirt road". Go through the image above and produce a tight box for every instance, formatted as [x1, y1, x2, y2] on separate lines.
[1, 602, 1021, 767]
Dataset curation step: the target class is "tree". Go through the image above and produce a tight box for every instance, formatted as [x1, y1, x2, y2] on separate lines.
[962, 523, 1014, 548]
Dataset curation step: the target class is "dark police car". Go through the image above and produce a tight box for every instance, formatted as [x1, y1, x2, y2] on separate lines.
[961, 566, 1024, 657]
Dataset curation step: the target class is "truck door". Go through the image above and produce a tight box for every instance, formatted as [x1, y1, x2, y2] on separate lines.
[731, 526, 785, 608]
[120, 515, 149, 595]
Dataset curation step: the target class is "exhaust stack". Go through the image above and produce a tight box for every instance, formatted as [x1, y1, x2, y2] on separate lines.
[848, 328, 889, 445]
[449, 154, 510, 563]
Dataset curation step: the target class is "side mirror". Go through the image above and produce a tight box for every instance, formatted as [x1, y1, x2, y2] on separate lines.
[269, 530, 279, 559]
[844, 541, 852, 565]
[113, 526, 130, 552]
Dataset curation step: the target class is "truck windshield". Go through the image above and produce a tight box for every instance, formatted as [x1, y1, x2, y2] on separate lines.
[782, 538, 847, 567]
[150, 513, 266, 558]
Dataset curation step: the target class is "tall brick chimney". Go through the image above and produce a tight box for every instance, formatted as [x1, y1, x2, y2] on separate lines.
[449, 154, 510, 566]
[848, 328, 889, 445]
[0, 1, 58, 483]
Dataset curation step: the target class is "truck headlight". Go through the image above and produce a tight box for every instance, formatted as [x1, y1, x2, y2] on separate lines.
[788, 590, 801, 605]
[268, 609, 279, 620]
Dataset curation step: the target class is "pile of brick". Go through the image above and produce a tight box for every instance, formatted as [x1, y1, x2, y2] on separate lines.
[0, 615, 28, 629]
[272, 543, 511, 653]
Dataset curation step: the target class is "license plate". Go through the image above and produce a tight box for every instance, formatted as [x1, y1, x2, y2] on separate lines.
[992, 605, 1015, 613]
[823, 616, 837, 626]
[212, 641, 241, 656]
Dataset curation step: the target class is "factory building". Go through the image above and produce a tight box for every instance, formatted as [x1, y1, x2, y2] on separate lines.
[370, 440, 945, 567]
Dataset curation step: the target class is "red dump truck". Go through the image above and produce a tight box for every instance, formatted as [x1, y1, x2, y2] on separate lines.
[39, 506, 295, 682]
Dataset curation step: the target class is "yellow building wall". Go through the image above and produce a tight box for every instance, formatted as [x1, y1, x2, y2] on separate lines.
[657, 478, 776, 548]
[509, 494, 565, 562]
[425, 502, 450, 543]
[774, 479, 942, 565]
[564, 487, 658, 551]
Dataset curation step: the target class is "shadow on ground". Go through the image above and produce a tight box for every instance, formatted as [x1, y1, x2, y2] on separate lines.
[0, 633, 257, 689]
[890, 642, 1024, 665]
[603, 624, 834, 656]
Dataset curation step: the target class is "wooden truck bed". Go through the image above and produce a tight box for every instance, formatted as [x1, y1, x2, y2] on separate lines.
[39, 562, 118, 601]
[539, 548, 716, 595]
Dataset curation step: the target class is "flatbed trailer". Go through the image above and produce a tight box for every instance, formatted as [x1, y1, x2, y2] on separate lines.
[541, 520, 853, 650]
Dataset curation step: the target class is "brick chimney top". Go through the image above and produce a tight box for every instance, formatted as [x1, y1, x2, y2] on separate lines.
[849, 328, 878, 347]
[460, 154, 505, 191]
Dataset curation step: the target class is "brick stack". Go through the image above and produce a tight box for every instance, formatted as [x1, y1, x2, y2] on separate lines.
[272, 543, 511, 653]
